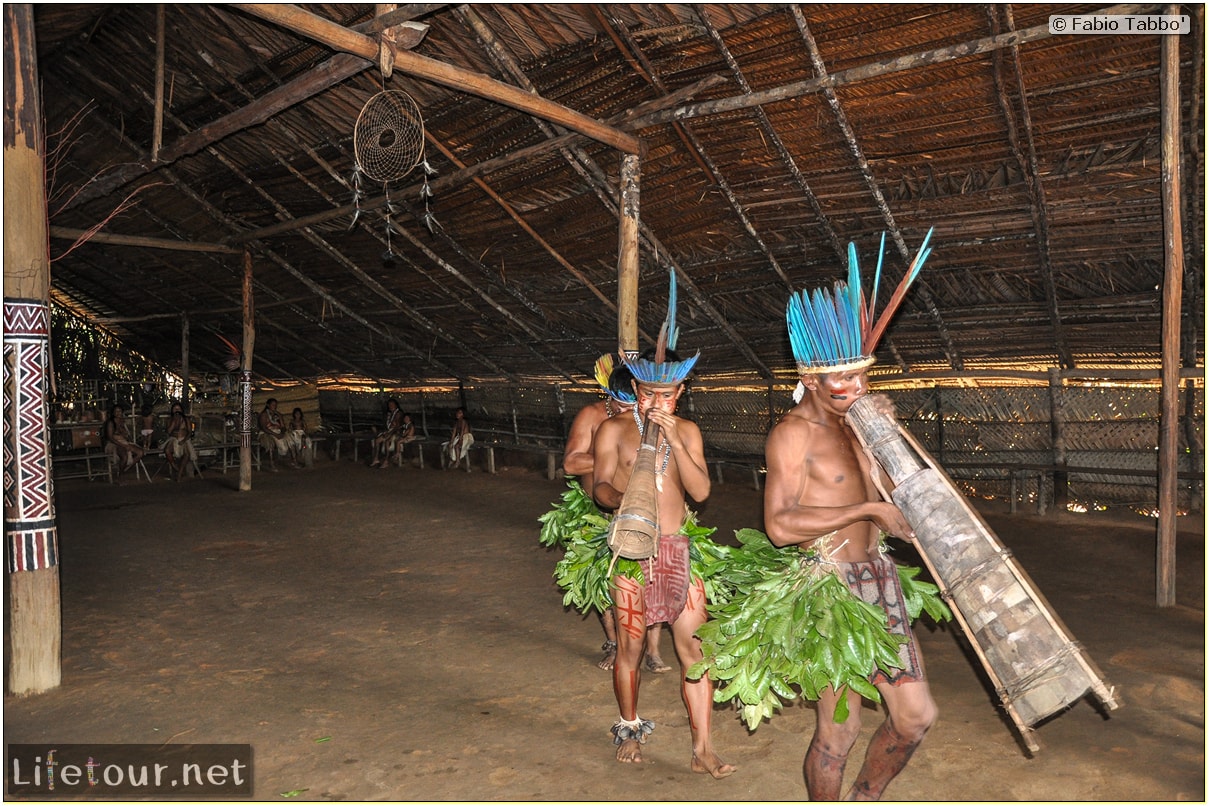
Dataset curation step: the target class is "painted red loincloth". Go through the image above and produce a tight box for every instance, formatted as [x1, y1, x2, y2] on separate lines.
[637, 533, 690, 626]
[836, 553, 925, 686]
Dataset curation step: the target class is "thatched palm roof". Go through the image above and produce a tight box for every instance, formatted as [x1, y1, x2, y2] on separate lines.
[30, 3, 1205, 387]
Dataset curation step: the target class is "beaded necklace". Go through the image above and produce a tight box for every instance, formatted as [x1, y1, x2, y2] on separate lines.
[632, 407, 672, 478]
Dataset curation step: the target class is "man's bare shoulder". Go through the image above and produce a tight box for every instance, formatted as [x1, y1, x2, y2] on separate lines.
[596, 412, 627, 437]
[568, 400, 607, 433]
[768, 405, 819, 441]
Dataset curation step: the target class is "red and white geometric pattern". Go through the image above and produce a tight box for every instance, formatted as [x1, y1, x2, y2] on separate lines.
[4, 298, 58, 572]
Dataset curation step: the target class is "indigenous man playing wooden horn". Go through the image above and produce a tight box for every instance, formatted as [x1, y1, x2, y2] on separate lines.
[561, 354, 670, 674]
[765, 230, 936, 800]
[592, 344, 735, 779]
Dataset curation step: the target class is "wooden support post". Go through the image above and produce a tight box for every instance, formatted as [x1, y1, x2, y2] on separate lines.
[4, 3, 61, 695]
[1183, 379, 1202, 512]
[618, 153, 640, 354]
[1049, 367, 1068, 515]
[934, 385, 945, 464]
[555, 384, 567, 442]
[240, 248, 256, 491]
[180, 312, 190, 408]
[509, 387, 519, 443]
[152, 5, 165, 161]
[1157, 12, 1184, 606]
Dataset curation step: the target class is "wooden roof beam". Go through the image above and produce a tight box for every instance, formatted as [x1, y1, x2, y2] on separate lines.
[63, 4, 438, 213]
[230, 72, 726, 244]
[231, 3, 642, 155]
[164, 29, 566, 382]
[692, 5, 846, 264]
[62, 51, 371, 213]
[793, 8, 963, 372]
[600, 7, 795, 291]
[627, 3, 1160, 129]
[457, 5, 772, 378]
[137, 62, 511, 382]
[989, 5, 1075, 370]
[48, 226, 241, 255]
[96, 89, 438, 383]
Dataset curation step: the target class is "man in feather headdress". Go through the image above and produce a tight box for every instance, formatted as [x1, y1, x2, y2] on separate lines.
[591, 271, 735, 779]
[765, 230, 935, 800]
[560, 354, 670, 674]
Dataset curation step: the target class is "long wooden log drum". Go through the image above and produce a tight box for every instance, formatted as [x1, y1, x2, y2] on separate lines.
[846, 395, 1120, 753]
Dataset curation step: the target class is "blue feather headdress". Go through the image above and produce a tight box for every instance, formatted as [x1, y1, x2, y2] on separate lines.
[622, 267, 700, 387]
[593, 353, 636, 404]
[788, 228, 934, 374]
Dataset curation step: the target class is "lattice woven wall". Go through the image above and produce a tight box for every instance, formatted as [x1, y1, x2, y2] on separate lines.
[319, 381, 1204, 514]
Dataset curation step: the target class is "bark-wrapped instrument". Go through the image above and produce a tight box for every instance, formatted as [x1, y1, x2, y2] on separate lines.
[847, 395, 1120, 753]
[611, 259, 698, 562]
[607, 415, 661, 560]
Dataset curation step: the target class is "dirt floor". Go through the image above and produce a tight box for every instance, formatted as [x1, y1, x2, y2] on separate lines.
[4, 451, 1205, 802]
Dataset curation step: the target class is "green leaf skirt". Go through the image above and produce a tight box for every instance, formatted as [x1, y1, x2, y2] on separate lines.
[687, 528, 952, 730]
[538, 478, 725, 615]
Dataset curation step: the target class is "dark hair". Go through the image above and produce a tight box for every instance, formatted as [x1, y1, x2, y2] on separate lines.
[265, 398, 278, 407]
[608, 364, 634, 398]
[387, 398, 400, 409]
[639, 346, 681, 363]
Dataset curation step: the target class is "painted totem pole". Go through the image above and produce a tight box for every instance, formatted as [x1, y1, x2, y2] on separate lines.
[4, 3, 62, 694]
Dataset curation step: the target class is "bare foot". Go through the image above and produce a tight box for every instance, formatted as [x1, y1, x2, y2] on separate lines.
[692, 751, 737, 779]
[616, 739, 643, 764]
[597, 640, 616, 671]
[644, 654, 671, 673]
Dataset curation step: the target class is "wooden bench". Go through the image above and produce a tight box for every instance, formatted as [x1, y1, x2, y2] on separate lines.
[705, 451, 765, 491]
[389, 437, 439, 469]
[326, 431, 376, 463]
[201, 441, 262, 474]
[52, 448, 113, 483]
[452, 440, 561, 480]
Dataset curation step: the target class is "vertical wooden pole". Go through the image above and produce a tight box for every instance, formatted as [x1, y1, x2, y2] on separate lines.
[180, 312, 190, 408]
[1049, 367, 1068, 515]
[934, 385, 945, 463]
[555, 384, 567, 441]
[376, 3, 397, 79]
[1157, 13, 1184, 607]
[239, 248, 256, 491]
[152, 5, 165, 161]
[509, 387, 519, 442]
[618, 154, 640, 355]
[4, 3, 62, 695]
[1183, 379, 1202, 513]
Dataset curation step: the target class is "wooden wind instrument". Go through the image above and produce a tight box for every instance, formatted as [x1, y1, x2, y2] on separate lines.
[607, 414, 662, 559]
[846, 395, 1119, 753]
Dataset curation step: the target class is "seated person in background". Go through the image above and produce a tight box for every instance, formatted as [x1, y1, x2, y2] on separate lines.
[390, 413, 418, 466]
[258, 398, 299, 469]
[103, 404, 145, 475]
[289, 407, 314, 468]
[370, 398, 403, 468]
[138, 404, 157, 451]
[442, 407, 474, 469]
[163, 401, 199, 478]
